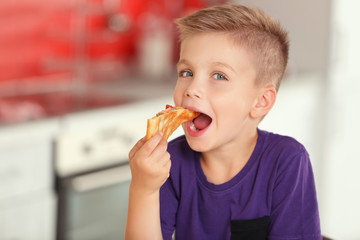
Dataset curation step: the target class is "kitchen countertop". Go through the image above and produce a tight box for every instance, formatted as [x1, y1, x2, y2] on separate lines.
[0, 77, 177, 127]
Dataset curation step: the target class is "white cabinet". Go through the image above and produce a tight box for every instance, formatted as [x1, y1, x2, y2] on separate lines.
[0, 139, 53, 200]
[0, 191, 56, 240]
[0, 119, 59, 240]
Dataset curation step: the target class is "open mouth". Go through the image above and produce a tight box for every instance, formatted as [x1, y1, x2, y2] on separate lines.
[189, 113, 212, 132]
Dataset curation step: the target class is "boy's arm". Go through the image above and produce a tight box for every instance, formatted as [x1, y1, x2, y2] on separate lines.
[125, 133, 171, 240]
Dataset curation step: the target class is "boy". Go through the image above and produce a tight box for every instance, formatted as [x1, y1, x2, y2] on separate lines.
[125, 4, 321, 240]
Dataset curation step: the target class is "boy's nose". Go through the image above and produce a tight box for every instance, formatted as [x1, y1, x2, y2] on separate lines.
[185, 90, 200, 99]
[185, 81, 202, 99]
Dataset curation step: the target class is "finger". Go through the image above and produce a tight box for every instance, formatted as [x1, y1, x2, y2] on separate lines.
[161, 153, 171, 169]
[153, 146, 170, 165]
[156, 152, 171, 175]
[149, 137, 168, 161]
[161, 160, 171, 184]
[128, 136, 146, 160]
[141, 132, 165, 156]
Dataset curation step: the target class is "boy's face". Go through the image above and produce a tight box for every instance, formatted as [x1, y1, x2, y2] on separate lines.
[174, 32, 263, 153]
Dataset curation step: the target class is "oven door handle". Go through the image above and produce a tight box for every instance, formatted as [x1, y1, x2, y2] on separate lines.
[71, 164, 131, 192]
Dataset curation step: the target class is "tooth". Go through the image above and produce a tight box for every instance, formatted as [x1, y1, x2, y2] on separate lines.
[190, 121, 198, 132]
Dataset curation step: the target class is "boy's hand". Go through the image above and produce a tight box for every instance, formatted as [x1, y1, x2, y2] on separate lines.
[126, 132, 168, 240]
[128, 132, 171, 195]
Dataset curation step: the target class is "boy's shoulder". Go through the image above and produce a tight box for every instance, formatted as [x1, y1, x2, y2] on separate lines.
[258, 128, 307, 153]
[257, 129, 310, 170]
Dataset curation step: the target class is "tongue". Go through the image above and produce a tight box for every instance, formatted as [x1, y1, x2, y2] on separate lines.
[193, 114, 212, 130]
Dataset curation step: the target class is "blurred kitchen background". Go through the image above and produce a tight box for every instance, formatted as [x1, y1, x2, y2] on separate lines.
[0, 0, 359, 239]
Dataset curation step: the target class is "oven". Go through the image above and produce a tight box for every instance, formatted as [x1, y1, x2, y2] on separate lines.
[55, 117, 136, 240]
[56, 163, 132, 240]
[54, 97, 175, 240]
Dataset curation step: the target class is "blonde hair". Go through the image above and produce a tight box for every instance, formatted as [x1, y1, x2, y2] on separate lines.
[175, 4, 289, 91]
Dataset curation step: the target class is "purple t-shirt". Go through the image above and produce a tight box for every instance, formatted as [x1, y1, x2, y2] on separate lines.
[160, 129, 321, 240]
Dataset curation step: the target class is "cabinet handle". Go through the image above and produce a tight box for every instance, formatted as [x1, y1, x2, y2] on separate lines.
[71, 164, 131, 192]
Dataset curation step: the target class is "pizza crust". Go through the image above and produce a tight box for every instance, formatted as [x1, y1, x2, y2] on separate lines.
[146, 106, 200, 141]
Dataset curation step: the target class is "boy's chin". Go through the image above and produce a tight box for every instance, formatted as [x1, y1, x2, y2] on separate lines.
[184, 134, 210, 153]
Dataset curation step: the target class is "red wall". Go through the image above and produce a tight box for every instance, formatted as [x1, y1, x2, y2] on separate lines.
[0, 0, 213, 84]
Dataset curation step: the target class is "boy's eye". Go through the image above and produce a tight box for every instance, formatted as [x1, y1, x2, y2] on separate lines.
[212, 73, 227, 80]
[179, 70, 193, 77]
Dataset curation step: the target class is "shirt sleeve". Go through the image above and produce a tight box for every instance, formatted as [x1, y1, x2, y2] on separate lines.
[268, 149, 322, 240]
[160, 177, 179, 240]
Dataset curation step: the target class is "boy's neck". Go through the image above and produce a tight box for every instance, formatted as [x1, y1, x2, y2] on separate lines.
[199, 129, 258, 185]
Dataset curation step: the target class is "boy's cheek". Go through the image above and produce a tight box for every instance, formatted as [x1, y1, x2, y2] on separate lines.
[173, 87, 183, 105]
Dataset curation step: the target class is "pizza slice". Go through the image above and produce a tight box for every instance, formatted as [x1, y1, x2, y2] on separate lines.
[146, 105, 200, 141]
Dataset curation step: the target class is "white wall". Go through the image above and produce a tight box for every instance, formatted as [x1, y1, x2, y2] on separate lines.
[320, 0, 360, 238]
[231, 0, 331, 74]
[233, 0, 360, 239]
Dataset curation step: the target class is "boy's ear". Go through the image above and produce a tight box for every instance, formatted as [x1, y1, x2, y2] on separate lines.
[250, 86, 277, 119]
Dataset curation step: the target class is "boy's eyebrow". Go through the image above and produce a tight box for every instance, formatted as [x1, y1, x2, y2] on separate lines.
[177, 59, 235, 73]
[177, 59, 190, 67]
[212, 62, 236, 73]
